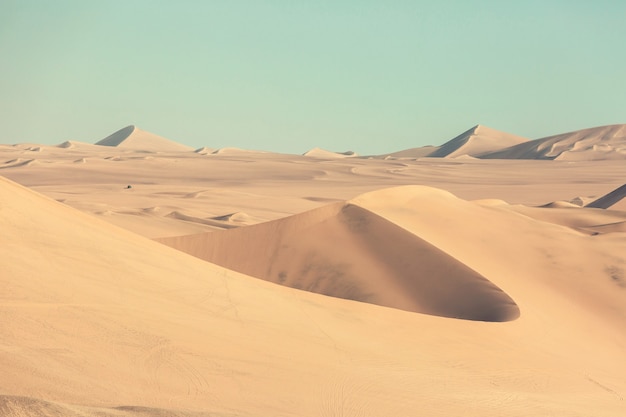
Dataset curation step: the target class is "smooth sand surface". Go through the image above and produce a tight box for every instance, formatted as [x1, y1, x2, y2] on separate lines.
[1, 125, 626, 416]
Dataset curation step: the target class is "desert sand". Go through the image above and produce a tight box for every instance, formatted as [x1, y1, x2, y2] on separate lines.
[1, 124, 625, 416]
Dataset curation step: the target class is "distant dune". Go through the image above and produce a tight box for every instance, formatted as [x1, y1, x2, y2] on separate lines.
[427, 125, 529, 158]
[384, 125, 528, 159]
[378, 123, 626, 161]
[193, 146, 214, 155]
[96, 125, 193, 152]
[480, 124, 626, 160]
[303, 147, 357, 158]
[89, 123, 626, 160]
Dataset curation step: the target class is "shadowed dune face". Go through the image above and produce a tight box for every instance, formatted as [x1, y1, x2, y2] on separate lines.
[95, 125, 135, 147]
[157, 197, 520, 322]
[585, 184, 626, 209]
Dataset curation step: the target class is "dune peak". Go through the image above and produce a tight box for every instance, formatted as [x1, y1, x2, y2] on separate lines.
[95, 125, 192, 152]
[384, 125, 528, 159]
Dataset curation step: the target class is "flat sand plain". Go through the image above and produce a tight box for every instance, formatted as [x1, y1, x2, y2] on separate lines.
[1, 126, 625, 416]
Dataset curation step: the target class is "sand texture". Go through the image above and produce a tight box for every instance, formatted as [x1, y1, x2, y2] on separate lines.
[1, 124, 626, 416]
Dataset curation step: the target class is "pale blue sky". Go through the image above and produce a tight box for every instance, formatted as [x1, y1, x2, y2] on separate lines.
[1, 1, 625, 154]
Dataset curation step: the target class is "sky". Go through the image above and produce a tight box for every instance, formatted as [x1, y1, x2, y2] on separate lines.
[1, 0, 625, 154]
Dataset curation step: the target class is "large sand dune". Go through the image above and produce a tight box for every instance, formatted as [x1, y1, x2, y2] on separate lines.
[385, 125, 529, 159]
[157, 186, 520, 322]
[381, 123, 626, 161]
[481, 124, 626, 160]
[2, 124, 626, 416]
[96, 125, 193, 152]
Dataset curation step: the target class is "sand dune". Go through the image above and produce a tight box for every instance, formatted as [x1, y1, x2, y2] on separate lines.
[356, 187, 626, 323]
[96, 125, 193, 152]
[193, 146, 214, 155]
[384, 125, 528, 159]
[156, 182, 626, 325]
[382, 124, 626, 161]
[481, 124, 626, 160]
[157, 187, 520, 321]
[57, 140, 85, 149]
[210, 147, 266, 155]
[25, 145, 42, 151]
[427, 125, 529, 158]
[303, 147, 357, 158]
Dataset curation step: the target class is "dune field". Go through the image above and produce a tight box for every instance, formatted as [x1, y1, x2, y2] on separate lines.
[1, 124, 626, 416]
